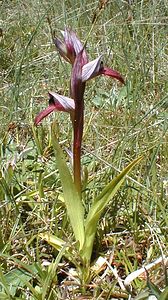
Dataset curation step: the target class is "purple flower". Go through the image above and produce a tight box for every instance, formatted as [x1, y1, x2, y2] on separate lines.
[35, 28, 125, 194]
[82, 55, 125, 84]
[54, 28, 87, 64]
[34, 91, 74, 125]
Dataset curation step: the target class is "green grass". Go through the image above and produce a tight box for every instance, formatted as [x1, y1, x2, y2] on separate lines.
[0, 0, 168, 299]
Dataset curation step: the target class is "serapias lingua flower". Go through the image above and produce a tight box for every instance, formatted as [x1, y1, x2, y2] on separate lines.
[35, 28, 125, 194]
[34, 91, 75, 125]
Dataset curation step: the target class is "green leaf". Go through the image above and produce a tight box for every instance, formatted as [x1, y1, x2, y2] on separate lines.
[0, 267, 35, 297]
[159, 287, 168, 300]
[0, 292, 12, 300]
[133, 290, 150, 300]
[39, 233, 76, 264]
[51, 123, 85, 250]
[39, 233, 66, 252]
[82, 156, 143, 263]
[0, 267, 12, 298]
[147, 277, 161, 298]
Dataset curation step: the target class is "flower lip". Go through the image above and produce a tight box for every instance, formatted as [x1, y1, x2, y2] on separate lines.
[101, 67, 125, 84]
[34, 104, 59, 125]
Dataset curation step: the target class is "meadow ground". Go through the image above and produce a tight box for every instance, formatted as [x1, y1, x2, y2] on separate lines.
[0, 0, 168, 299]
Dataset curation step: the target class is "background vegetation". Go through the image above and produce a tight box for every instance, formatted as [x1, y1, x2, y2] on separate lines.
[0, 0, 167, 299]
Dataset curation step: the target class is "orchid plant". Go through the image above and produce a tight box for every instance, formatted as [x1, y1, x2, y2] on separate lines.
[35, 28, 124, 194]
[35, 28, 142, 279]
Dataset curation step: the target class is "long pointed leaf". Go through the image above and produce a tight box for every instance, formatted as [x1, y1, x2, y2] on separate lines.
[82, 156, 142, 262]
[51, 123, 85, 249]
[39, 233, 66, 252]
[147, 277, 161, 298]
[40, 233, 77, 264]
[159, 287, 168, 300]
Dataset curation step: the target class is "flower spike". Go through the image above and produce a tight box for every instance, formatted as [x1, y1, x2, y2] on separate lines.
[35, 27, 125, 195]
